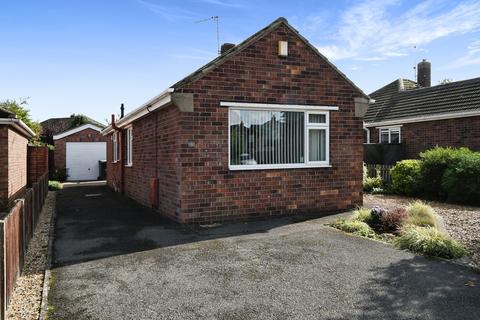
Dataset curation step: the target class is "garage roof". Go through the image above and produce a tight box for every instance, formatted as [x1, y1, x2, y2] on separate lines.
[53, 123, 103, 140]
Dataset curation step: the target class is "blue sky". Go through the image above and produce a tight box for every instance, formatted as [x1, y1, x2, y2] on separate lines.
[2, 0, 480, 124]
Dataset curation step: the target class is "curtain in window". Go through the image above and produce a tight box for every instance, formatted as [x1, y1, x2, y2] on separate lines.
[308, 129, 326, 161]
[230, 110, 304, 165]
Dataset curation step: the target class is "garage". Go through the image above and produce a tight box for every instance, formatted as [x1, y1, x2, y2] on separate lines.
[66, 142, 106, 181]
[53, 123, 107, 181]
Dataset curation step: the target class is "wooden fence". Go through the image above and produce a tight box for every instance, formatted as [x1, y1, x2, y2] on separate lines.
[0, 172, 48, 319]
[366, 164, 393, 186]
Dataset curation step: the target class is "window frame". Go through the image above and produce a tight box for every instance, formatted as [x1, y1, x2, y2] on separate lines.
[112, 132, 119, 163]
[226, 103, 336, 170]
[378, 126, 402, 144]
[125, 126, 133, 167]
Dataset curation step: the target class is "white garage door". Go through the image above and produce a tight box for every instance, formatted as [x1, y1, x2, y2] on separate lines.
[66, 142, 106, 181]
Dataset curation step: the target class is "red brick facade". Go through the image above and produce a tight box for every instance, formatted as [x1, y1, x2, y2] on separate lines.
[106, 21, 365, 223]
[54, 128, 106, 170]
[367, 115, 480, 158]
[0, 126, 28, 210]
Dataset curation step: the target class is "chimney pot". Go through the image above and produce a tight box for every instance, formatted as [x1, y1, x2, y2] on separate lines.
[417, 59, 431, 87]
[120, 103, 125, 118]
[220, 43, 235, 54]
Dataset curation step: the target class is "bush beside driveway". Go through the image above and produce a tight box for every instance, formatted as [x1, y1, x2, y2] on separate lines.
[364, 194, 480, 269]
[47, 185, 480, 320]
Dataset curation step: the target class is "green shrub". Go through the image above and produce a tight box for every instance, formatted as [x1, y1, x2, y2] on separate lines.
[49, 168, 68, 182]
[420, 147, 472, 197]
[405, 201, 437, 228]
[352, 208, 372, 223]
[371, 187, 384, 194]
[363, 164, 383, 193]
[442, 153, 480, 205]
[390, 160, 422, 196]
[331, 219, 376, 238]
[395, 226, 468, 259]
[48, 180, 63, 191]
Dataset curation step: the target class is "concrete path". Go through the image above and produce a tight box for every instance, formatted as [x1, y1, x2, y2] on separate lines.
[48, 184, 480, 320]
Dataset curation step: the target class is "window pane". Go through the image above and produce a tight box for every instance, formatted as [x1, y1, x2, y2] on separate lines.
[380, 130, 389, 144]
[390, 130, 400, 143]
[309, 113, 326, 124]
[230, 110, 304, 165]
[309, 129, 326, 161]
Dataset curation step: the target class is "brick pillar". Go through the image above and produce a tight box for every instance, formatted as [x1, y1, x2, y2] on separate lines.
[27, 146, 49, 185]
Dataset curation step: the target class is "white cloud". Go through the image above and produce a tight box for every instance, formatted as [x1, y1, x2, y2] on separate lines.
[315, 0, 480, 61]
[444, 39, 480, 69]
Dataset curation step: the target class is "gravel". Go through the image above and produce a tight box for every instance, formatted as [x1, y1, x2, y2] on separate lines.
[6, 191, 56, 320]
[364, 194, 480, 268]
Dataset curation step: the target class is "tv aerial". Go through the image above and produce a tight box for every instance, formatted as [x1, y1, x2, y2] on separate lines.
[195, 16, 220, 55]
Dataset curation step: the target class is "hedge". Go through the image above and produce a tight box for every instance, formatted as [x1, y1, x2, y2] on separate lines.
[390, 160, 422, 196]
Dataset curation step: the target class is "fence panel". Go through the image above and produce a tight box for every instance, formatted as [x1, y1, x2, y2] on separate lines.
[0, 172, 49, 318]
[2, 201, 23, 312]
[366, 164, 393, 186]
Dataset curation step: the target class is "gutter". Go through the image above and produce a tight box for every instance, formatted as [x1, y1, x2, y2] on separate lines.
[102, 88, 174, 136]
[0, 118, 36, 138]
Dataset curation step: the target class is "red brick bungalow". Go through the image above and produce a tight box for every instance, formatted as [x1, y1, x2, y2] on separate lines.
[102, 18, 370, 223]
[0, 107, 36, 210]
[364, 60, 480, 159]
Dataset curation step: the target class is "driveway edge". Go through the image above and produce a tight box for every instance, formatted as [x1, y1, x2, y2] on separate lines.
[39, 192, 57, 320]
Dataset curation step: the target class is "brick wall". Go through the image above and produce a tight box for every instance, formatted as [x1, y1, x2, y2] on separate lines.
[54, 128, 106, 170]
[0, 126, 8, 209]
[106, 105, 182, 220]
[174, 23, 363, 223]
[107, 22, 364, 223]
[0, 126, 28, 210]
[7, 128, 28, 206]
[27, 146, 49, 185]
[367, 115, 480, 158]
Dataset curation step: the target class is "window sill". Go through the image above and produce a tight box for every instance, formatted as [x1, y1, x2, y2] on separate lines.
[229, 163, 332, 171]
[125, 164, 133, 168]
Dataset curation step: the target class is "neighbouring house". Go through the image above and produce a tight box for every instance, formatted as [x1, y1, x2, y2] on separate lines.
[0, 107, 36, 210]
[364, 59, 480, 162]
[40, 114, 105, 144]
[53, 123, 107, 181]
[102, 17, 370, 223]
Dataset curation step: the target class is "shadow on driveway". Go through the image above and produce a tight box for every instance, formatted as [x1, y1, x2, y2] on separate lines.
[53, 183, 319, 267]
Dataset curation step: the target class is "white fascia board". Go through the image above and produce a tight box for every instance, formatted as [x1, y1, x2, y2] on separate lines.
[220, 101, 339, 111]
[364, 109, 480, 128]
[102, 88, 174, 136]
[0, 118, 36, 138]
[53, 123, 104, 140]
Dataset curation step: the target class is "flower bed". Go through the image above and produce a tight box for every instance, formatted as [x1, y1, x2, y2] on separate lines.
[331, 201, 468, 259]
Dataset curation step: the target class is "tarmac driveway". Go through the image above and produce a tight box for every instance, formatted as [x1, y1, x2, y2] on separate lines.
[49, 184, 480, 320]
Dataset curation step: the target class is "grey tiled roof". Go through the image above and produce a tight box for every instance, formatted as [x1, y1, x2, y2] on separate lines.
[0, 107, 16, 118]
[365, 77, 480, 123]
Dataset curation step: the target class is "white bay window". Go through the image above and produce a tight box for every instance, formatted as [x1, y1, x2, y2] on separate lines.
[224, 102, 336, 170]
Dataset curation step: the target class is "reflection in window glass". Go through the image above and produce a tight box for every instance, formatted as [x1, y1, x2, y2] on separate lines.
[230, 110, 304, 165]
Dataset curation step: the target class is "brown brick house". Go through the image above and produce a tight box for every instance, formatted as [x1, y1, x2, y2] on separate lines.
[364, 60, 480, 160]
[102, 18, 370, 223]
[0, 107, 36, 210]
[53, 124, 107, 181]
